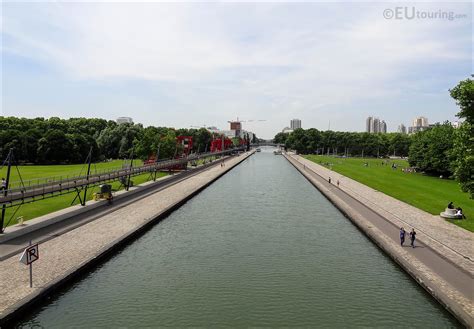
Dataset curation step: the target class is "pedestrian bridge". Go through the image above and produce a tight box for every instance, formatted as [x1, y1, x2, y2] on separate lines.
[252, 142, 282, 147]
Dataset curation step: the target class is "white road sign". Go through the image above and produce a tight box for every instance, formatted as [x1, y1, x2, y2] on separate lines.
[19, 244, 39, 265]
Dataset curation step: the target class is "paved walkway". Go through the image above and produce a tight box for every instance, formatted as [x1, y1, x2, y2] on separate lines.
[0, 151, 254, 322]
[0, 160, 227, 260]
[292, 154, 474, 275]
[285, 153, 473, 326]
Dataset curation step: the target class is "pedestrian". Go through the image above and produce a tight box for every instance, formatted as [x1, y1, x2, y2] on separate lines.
[0, 178, 6, 191]
[328, 177, 331, 184]
[456, 207, 466, 219]
[337, 180, 340, 187]
[399, 227, 406, 246]
[409, 228, 416, 248]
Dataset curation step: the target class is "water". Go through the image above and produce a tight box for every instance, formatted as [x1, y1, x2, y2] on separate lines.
[18, 148, 459, 328]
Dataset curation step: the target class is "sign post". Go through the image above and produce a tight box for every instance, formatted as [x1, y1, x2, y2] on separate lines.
[19, 241, 39, 288]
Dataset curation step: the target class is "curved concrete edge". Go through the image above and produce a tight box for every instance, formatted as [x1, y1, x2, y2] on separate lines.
[0, 151, 255, 327]
[284, 153, 473, 328]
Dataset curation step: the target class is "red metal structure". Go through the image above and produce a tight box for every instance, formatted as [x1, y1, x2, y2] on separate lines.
[176, 136, 193, 157]
[210, 136, 232, 152]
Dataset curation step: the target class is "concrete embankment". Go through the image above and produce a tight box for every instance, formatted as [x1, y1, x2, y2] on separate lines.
[0, 150, 255, 326]
[284, 152, 474, 328]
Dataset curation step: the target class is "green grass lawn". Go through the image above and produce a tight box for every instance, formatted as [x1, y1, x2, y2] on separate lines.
[304, 155, 474, 232]
[0, 160, 167, 227]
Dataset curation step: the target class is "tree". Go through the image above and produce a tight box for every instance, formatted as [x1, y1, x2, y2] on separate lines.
[273, 132, 288, 145]
[388, 133, 411, 157]
[451, 122, 473, 197]
[408, 123, 454, 176]
[37, 129, 72, 164]
[193, 128, 212, 153]
[450, 77, 474, 197]
[450, 76, 474, 124]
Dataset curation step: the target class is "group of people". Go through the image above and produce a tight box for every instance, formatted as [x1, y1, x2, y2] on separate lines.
[399, 227, 417, 248]
[328, 177, 340, 187]
[447, 202, 466, 219]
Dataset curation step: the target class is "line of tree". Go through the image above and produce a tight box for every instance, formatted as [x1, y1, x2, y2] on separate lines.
[274, 76, 473, 198]
[274, 130, 412, 158]
[0, 117, 252, 165]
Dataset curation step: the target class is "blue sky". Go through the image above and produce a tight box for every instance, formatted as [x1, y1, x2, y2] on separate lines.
[1, 1, 472, 138]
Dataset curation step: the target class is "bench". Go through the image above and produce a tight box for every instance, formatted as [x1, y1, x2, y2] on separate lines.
[440, 208, 462, 219]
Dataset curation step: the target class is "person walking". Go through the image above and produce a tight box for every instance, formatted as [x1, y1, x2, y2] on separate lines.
[399, 227, 406, 246]
[0, 178, 6, 191]
[409, 228, 417, 248]
[328, 177, 331, 184]
[337, 180, 340, 187]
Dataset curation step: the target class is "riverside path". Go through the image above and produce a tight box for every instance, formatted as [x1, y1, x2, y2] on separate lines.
[0, 150, 254, 325]
[285, 152, 473, 327]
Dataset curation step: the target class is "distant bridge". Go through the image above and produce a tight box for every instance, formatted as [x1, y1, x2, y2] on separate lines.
[252, 142, 282, 147]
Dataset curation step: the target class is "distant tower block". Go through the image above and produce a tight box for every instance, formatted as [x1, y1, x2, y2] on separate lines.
[117, 117, 133, 124]
[290, 119, 301, 130]
[229, 121, 242, 137]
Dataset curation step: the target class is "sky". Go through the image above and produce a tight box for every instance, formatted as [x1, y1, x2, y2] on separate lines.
[1, 1, 472, 139]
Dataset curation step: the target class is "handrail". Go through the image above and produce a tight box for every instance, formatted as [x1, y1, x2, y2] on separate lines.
[0, 148, 245, 205]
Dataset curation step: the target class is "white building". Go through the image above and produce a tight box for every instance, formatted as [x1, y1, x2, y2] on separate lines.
[397, 124, 407, 134]
[117, 117, 133, 124]
[380, 120, 387, 133]
[366, 117, 373, 133]
[412, 116, 428, 128]
[366, 116, 386, 133]
[451, 121, 462, 129]
[290, 119, 301, 130]
[409, 116, 429, 134]
[282, 127, 293, 134]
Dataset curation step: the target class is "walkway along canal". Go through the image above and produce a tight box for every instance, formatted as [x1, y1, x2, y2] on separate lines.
[16, 148, 460, 327]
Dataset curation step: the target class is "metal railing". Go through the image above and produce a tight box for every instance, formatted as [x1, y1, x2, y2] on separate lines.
[0, 148, 245, 207]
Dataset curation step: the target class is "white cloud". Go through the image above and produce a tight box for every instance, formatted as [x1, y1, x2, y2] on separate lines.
[2, 2, 471, 137]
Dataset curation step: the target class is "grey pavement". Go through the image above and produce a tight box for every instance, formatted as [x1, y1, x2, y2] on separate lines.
[285, 153, 473, 326]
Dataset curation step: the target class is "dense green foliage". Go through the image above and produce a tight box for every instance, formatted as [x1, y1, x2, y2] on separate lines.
[408, 123, 455, 176]
[305, 155, 474, 232]
[0, 117, 239, 164]
[275, 129, 411, 158]
[449, 77, 474, 198]
[450, 76, 474, 124]
[451, 122, 473, 198]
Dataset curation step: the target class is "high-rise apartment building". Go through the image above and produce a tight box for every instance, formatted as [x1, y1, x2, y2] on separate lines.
[366, 116, 386, 133]
[366, 117, 373, 133]
[290, 119, 301, 130]
[409, 116, 429, 134]
[117, 117, 133, 124]
[380, 120, 387, 133]
[412, 116, 428, 128]
[397, 124, 407, 134]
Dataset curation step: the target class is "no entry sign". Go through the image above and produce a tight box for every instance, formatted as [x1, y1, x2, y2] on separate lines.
[20, 244, 39, 265]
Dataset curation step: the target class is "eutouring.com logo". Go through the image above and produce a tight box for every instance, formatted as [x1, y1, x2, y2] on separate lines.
[383, 7, 467, 21]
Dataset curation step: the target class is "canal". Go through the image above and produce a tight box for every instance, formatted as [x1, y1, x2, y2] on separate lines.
[18, 148, 459, 327]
